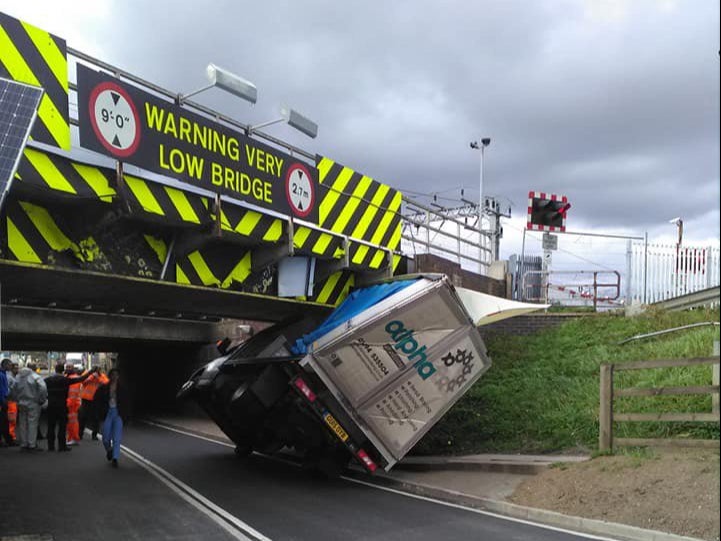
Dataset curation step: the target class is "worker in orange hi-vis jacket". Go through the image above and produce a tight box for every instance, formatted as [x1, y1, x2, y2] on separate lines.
[79, 368, 109, 440]
[65, 365, 88, 446]
[7, 399, 17, 441]
[7, 362, 19, 441]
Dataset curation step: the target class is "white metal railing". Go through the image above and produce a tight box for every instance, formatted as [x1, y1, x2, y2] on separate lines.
[401, 198, 489, 270]
[522, 269, 622, 308]
[629, 243, 720, 304]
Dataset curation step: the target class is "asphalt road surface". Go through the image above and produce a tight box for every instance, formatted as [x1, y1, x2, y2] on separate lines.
[0, 421, 617, 541]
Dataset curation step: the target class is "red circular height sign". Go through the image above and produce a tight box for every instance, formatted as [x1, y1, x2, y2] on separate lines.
[285, 163, 315, 218]
[88, 81, 141, 158]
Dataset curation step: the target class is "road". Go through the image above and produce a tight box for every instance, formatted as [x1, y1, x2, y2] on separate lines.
[0, 421, 616, 541]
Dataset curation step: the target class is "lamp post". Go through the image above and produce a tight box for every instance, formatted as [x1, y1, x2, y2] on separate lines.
[470, 137, 491, 272]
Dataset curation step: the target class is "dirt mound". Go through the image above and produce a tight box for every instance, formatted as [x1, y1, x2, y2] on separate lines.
[510, 448, 720, 540]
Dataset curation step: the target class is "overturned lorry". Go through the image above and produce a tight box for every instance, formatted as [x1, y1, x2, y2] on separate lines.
[178, 274, 541, 474]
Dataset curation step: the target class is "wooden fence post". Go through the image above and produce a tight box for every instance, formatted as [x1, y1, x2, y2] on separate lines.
[599, 364, 614, 453]
[713, 341, 719, 416]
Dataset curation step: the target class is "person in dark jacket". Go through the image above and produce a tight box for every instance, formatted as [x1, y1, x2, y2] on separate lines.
[44, 363, 92, 452]
[95, 369, 130, 468]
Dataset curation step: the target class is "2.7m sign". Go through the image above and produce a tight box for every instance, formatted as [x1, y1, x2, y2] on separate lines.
[77, 65, 317, 222]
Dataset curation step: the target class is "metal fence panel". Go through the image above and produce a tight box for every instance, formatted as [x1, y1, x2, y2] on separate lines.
[510, 254, 542, 301]
[630, 243, 720, 304]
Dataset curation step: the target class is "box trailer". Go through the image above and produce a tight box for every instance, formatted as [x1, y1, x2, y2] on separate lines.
[178, 274, 540, 474]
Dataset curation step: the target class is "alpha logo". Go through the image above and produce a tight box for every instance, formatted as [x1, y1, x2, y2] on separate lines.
[384, 320, 436, 380]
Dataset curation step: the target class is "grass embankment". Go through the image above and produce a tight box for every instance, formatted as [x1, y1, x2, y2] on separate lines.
[414, 307, 720, 455]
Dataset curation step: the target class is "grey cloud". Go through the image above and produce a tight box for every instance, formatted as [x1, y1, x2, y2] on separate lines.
[8, 0, 718, 243]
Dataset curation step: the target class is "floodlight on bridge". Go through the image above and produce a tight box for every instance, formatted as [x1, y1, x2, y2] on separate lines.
[248, 105, 318, 139]
[177, 63, 257, 105]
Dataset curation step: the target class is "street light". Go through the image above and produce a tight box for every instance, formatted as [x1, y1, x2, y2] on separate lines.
[249, 105, 318, 139]
[177, 63, 258, 105]
[470, 137, 491, 271]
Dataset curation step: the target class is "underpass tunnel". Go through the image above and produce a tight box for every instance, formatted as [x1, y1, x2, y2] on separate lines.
[117, 343, 218, 417]
[0, 344, 218, 418]
[0, 306, 271, 423]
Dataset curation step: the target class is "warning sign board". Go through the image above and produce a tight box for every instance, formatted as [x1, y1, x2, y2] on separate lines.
[77, 64, 318, 223]
[542, 233, 558, 251]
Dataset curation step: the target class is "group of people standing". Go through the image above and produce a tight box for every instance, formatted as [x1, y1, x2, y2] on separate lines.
[0, 358, 129, 467]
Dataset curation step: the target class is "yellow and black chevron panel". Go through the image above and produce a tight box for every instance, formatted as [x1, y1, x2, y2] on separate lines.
[314, 156, 403, 255]
[208, 200, 285, 245]
[311, 270, 355, 306]
[123, 174, 211, 227]
[3, 199, 81, 266]
[0, 11, 70, 149]
[174, 244, 278, 295]
[15, 148, 214, 228]
[16, 147, 117, 201]
[1, 197, 165, 278]
[292, 224, 345, 260]
[347, 235, 405, 270]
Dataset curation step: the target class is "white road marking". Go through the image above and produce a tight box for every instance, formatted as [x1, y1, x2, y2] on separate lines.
[143, 420, 619, 541]
[140, 420, 303, 469]
[140, 420, 235, 448]
[341, 476, 622, 541]
[120, 444, 271, 541]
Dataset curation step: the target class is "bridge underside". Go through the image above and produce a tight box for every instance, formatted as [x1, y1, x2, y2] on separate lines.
[0, 260, 331, 322]
[0, 261, 334, 411]
[0, 260, 331, 350]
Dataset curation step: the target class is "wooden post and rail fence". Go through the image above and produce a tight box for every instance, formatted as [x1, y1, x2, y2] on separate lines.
[599, 344, 720, 452]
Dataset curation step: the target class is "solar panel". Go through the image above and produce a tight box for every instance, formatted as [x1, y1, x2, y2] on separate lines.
[0, 77, 44, 210]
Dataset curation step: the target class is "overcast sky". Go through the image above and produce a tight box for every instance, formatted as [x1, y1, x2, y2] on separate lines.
[3, 0, 719, 258]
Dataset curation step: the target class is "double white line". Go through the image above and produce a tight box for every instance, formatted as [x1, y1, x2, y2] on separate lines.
[121, 444, 271, 541]
[136, 422, 628, 541]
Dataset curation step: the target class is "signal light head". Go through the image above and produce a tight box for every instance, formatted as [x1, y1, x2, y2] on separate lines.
[527, 192, 569, 232]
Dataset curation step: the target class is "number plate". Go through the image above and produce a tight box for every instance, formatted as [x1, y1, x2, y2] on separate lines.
[323, 412, 349, 442]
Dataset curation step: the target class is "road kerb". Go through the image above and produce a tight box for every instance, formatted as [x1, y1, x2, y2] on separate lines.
[396, 458, 555, 474]
[353, 472, 704, 541]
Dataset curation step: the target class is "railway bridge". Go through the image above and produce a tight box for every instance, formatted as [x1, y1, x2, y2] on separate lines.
[0, 11, 493, 406]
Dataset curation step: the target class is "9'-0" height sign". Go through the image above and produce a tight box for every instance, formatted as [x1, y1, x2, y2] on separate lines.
[77, 65, 317, 222]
